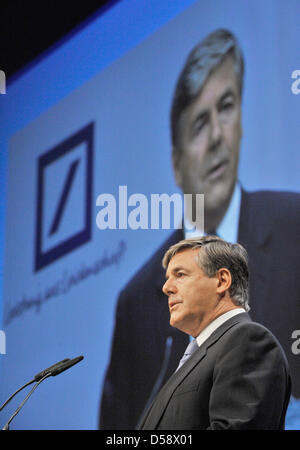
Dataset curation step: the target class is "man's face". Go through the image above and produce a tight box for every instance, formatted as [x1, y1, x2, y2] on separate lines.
[162, 249, 219, 337]
[173, 55, 242, 219]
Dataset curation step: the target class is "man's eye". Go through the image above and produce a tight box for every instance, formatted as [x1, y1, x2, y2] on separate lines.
[177, 272, 185, 277]
[220, 99, 234, 112]
[192, 119, 206, 137]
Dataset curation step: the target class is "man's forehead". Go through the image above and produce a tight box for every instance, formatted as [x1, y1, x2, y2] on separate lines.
[194, 57, 239, 104]
[205, 54, 239, 87]
[177, 56, 240, 137]
[166, 248, 200, 271]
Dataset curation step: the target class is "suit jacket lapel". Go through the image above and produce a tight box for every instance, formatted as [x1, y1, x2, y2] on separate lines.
[140, 313, 251, 429]
[238, 190, 273, 322]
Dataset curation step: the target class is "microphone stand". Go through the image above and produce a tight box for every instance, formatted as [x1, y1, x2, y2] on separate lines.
[2, 373, 51, 430]
[1, 355, 83, 430]
[0, 380, 35, 413]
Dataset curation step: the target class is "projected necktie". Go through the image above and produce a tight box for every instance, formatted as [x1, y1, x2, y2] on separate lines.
[175, 339, 198, 372]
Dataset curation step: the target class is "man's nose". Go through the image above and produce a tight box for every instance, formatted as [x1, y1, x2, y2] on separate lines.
[162, 278, 176, 296]
[210, 109, 222, 148]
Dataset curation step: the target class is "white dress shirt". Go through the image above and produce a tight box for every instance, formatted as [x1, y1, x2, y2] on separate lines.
[195, 308, 246, 348]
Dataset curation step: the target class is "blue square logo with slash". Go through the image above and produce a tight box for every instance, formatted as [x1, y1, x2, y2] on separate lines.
[35, 122, 94, 272]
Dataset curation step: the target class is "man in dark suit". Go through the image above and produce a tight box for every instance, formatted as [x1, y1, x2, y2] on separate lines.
[99, 29, 300, 429]
[138, 236, 291, 430]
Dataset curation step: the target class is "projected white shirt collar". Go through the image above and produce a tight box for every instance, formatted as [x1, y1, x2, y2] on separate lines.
[183, 182, 242, 244]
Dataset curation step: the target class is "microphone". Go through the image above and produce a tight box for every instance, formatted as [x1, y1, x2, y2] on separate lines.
[0, 358, 70, 412]
[34, 358, 70, 381]
[1, 355, 84, 430]
[50, 355, 84, 376]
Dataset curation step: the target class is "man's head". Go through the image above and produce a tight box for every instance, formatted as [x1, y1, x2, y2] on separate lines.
[170, 29, 244, 230]
[162, 236, 249, 337]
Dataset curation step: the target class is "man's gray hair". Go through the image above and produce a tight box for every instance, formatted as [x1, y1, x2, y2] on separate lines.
[162, 235, 250, 312]
[170, 28, 245, 153]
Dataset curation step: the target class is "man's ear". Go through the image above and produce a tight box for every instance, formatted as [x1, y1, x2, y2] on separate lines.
[216, 268, 232, 296]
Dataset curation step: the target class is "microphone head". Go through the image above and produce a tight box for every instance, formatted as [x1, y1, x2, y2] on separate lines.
[51, 355, 84, 376]
[34, 358, 70, 381]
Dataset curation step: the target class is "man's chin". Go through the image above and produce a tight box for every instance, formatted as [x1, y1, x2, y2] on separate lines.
[169, 315, 187, 334]
[204, 182, 234, 215]
[169, 314, 180, 329]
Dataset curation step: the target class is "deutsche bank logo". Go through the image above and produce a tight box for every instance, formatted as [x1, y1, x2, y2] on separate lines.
[35, 123, 94, 272]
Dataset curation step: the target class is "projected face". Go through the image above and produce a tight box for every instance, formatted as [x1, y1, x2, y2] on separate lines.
[173, 56, 242, 230]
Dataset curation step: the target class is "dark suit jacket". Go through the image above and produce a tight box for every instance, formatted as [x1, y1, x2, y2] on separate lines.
[138, 313, 291, 430]
[99, 189, 300, 429]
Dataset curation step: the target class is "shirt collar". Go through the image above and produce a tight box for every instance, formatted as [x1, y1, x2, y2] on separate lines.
[195, 308, 245, 348]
